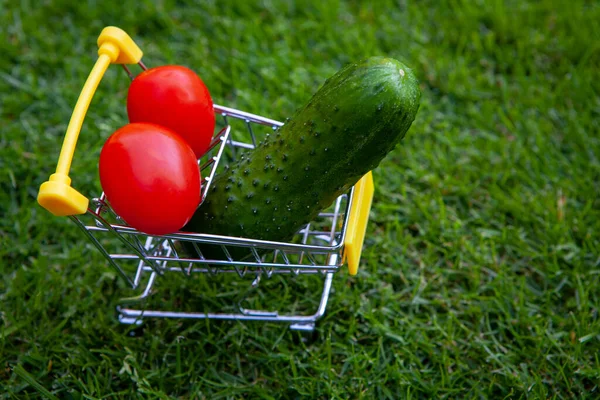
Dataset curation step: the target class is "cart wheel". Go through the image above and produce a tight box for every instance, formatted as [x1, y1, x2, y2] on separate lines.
[117, 307, 144, 336]
[122, 320, 145, 337]
[290, 323, 319, 343]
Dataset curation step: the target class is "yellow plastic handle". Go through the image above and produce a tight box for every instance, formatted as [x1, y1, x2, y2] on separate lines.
[343, 171, 374, 275]
[37, 27, 143, 216]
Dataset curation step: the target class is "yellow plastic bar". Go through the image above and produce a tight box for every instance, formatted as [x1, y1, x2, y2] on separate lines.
[38, 27, 143, 216]
[343, 171, 374, 275]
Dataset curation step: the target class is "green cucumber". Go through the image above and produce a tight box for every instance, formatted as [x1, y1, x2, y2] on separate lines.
[183, 56, 420, 251]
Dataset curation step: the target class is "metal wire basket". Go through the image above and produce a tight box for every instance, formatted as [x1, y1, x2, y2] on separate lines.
[37, 27, 374, 331]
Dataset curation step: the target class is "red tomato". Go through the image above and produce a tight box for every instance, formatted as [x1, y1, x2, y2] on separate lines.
[126, 65, 216, 159]
[99, 123, 201, 235]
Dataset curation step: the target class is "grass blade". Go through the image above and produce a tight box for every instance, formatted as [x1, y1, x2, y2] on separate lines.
[11, 364, 59, 400]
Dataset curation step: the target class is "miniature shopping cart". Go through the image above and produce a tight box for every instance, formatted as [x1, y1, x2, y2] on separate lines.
[37, 27, 374, 332]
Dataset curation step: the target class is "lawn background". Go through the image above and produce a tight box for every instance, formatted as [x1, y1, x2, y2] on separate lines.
[1, 0, 600, 398]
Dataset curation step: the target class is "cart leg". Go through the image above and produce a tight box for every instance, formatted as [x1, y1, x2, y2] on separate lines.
[289, 271, 334, 332]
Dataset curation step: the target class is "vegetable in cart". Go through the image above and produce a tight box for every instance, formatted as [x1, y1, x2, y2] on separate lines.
[127, 65, 216, 159]
[99, 122, 201, 235]
[182, 56, 421, 258]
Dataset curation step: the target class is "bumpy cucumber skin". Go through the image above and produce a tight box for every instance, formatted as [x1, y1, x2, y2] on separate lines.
[183, 56, 420, 248]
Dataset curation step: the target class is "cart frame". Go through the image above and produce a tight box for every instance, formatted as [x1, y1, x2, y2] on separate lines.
[37, 27, 374, 331]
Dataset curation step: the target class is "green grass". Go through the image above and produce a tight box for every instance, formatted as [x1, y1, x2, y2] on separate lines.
[2, 0, 600, 398]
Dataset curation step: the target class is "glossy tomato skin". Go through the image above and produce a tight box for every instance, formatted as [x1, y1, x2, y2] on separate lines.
[99, 123, 201, 235]
[127, 65, 215, 159]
